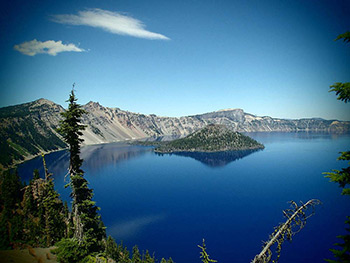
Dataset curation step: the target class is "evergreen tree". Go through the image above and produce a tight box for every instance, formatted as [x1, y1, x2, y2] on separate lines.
[42, 175, 66, 246]
[21, 156, 66, 247]
[118, 241, 131, 263]
[22, 180, 41, 246]
[57, 87, 105, 258]
[143, 250, 155, 263]
[0, 170, 24, 249]
[105, 235, 119, 261]
[132, 245, 142, 263]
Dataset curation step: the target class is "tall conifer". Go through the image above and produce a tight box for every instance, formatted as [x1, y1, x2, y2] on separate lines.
[58, 87, 105, 253]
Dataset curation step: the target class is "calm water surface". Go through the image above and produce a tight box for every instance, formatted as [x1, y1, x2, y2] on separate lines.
[18, 132, 350, 263]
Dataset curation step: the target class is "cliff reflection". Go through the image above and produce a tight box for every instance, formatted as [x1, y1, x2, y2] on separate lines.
[80, 143, 153, 172]
[27, 143, 153, 178]
[168, 149, 262, 167]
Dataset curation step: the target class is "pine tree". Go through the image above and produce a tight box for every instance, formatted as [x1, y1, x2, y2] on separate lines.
[42, 175, 66, 246]
[105, 236, 119, 261]
[143, 250, 155, 263]
[0, 170, 24, 249]
[132, 245, 142, 263]
[57, 87, 105, 256]
[22, 156, 66, 247]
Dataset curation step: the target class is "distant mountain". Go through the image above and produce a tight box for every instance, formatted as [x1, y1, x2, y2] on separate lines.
[1, 98, 349, 168]
[0, 99, 66, 168]
[154, 124, 264, 153]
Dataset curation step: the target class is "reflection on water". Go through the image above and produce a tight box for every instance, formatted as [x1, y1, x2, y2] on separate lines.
[81, 143, 153, 172]
[18, 143, 152, 181]
[157, 149, 262, 167]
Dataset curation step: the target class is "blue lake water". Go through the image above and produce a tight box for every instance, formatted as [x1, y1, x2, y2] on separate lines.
[18, 132, 350, 263]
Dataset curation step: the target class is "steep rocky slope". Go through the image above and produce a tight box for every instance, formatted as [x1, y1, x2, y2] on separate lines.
[81, 103, 349, 144]
[1, 98, 349, 168]
[81, 101, 207, 144]
[0, 99, 66, 168]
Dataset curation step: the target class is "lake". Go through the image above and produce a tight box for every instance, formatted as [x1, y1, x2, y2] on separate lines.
[18, 132, 350, 263]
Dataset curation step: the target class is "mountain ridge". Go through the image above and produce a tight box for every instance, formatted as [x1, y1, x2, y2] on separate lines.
[1, 98, 349, 168]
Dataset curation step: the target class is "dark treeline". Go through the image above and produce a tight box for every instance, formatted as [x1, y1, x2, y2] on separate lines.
[0, 168, 174, 263]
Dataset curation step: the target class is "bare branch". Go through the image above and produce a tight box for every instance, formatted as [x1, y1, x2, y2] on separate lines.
[252, 199, 321, 263]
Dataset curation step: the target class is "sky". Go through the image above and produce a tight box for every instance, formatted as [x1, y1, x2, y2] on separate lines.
[0, 0, 349, 120]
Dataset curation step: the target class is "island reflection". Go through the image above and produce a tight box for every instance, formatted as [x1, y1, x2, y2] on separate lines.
[156, 149, 263, 167]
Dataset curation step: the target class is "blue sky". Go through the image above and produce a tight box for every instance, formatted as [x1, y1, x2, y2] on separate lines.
[1, 0, 349, 120]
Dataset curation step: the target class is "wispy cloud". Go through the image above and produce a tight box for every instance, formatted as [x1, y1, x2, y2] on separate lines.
[51, 8, 170, 40]
[14, 39, 85, 56]
[108, 214, 166, 239]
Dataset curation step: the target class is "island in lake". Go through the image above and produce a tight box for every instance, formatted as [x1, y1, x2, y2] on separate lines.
[139, 124, 265, 153]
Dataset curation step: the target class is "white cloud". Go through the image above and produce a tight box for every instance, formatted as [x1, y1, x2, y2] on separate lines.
[14, 39, 85, 56]
[51, 8, 170, 40]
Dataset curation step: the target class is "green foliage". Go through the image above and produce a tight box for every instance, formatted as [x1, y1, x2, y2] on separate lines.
[329, 83, 350, 103]
[325, 217, 350, 263]
[143, 250, 155, 263]
[42, 178, 66, 245]
[335, 31, 350, 44]
[0, 169, 24, 249]
[20, 156, 66, 247]
[198, 239, 217, 263]
[324, 151, 350, 196]
[57, 88, 87, 175]
[132, 245, 142, 263]
[105, 236, 119, 260]
[52, 238, 89, 263]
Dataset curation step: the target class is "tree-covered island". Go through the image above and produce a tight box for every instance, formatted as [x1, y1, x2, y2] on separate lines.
[151, 124, 264, 153]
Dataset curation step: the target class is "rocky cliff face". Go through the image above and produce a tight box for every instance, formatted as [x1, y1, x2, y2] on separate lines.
[81, 101, 207, 144]
[1, 98, 349, 167]
[80, 103, 350, 144]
